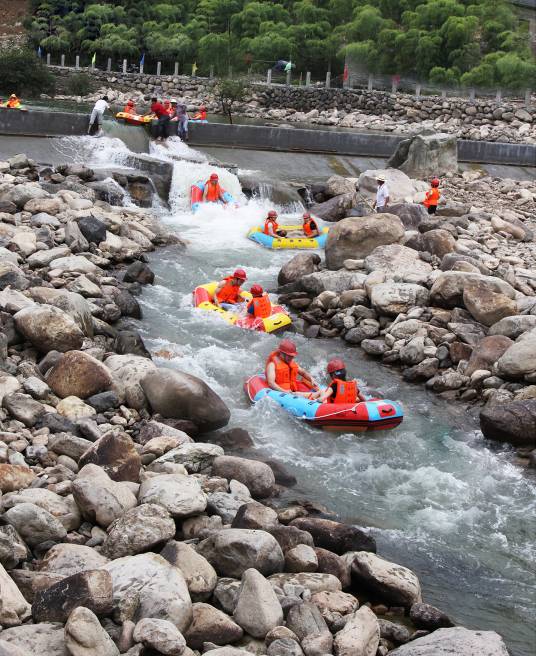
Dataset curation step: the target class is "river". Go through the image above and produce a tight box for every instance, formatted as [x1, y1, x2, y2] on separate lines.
[11, 133, 536, 655]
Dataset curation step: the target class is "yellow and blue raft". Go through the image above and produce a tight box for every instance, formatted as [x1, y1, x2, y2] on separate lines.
[247, 225, 329, 250]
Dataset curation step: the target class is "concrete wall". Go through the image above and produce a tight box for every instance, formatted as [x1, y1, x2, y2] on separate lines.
[0, 108, 89, 137]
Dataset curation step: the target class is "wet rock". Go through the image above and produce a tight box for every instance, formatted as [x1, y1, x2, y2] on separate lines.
[46, 351, 113, 399]
[72, 464, 137, 528]
[409, 602, 453, 631]
[480, 399, 536, 447]
[212, 456, 275, 498]
[349, 552, 421, 607]
[5, 502, 67, 547]
[325, 215, 404, 270]
[65, 606, 119, 656]
[32, 569, 113, 622]
[232, 502, 279, 531]
[133, 618, 186, 655]
[102, 503, 176, 559]
[39, 543, 110, 577]
[103, 552, 192, 630]
[233, 568, 283, 638]
[0, 464, 35, 492]
[141, 368, 230, 432]
[160, 541, 217, 601]
[0, 623, 66, 656]
[2, 183, 49, 208]
[124, 261, 155, 285]
[465, 336, 513, 377]
[138, 473, 207, 517]
[86, 391, 120, 412]
[77, 216, 107, 244]
[14, 305, 84, 353]
[185, 602, 243, 649]
[289, 518, 376, 555]
[211, 428, 254, 450]
[113, 330, 152, 358]
[497, 329, 536, 378]
[388, 626, 509, 655]
[198, 529, 284, 578]
[333, 606, 379, 656]
[78, 432, 141, 482]
[0, 562, 31, 627]
[278, 253, 321, 286]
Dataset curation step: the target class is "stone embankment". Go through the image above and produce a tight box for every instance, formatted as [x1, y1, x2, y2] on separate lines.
[52, 68, 536, 145]
[280, 169, 536, 464]
[0, 153, 512, 655]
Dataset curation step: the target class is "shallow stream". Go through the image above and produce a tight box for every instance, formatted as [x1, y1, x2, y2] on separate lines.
[80, 136, 536, 655]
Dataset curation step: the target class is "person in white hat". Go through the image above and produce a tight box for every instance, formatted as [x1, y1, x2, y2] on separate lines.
[373, 175, 390, 212]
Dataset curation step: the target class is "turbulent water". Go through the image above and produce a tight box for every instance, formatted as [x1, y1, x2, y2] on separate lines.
[79, 136, 536, 655]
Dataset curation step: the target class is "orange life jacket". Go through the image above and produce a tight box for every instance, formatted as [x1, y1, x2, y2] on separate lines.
[216, 276, 242, 304]
[166, 106, 176, 117]
[303, 219, 316, 236]
[6, 98, 20, 108]
[263, 218, 279, 236]
[194, 110, 207, 120]
[423, 188, 440, 208]
[205, 181, 222, 202]
[249, 294, 272, 318]
[330, 378, 358, 404]
[124, 104, 136, 114]
[266, 350, 299, 392]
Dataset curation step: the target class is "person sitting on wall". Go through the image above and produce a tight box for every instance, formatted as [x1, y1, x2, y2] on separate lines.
[5, 94, 21, 108]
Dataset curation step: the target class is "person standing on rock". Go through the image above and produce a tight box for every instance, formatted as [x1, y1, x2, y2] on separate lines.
[373, 176, 390, 212]
[88, 96, 109, 137]
[423, 177, 441, 215]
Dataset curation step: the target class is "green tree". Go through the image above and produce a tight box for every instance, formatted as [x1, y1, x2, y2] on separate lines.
[216, 77, 249, 123]
[198, 32, 231, 74]
[0, 47, 56, 96]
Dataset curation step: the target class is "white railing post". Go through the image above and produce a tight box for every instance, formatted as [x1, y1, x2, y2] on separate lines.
[60, 54, 65, 67]
[156, 61, 161, 76]
[495, 89, 502, 102]
[122, 59, 127, 74]
[285, 69, 291, 86]
[415, 83, 421, 97]
[107, 58, 111, 72]
[75, 55, 80, 69]
[305, 71, 311, 87]
[174, 62, 179, 76]
[46, 53, 51, 66]
[368, 74, 373, 91]
[266, 69, 272, 85]
[325, 71, 331, 88]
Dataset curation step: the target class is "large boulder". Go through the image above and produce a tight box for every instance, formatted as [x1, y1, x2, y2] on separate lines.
[46, 351, 112, 399]
[0, 624, 66, 656]
[78, 432, 141, 482]
[388, 627, 508, 655]
[278, 253, 321, 287]
[348, 552, 421, 607]
[38, 543, 109, 578]
[289, 518, 376, 555]
[102, 552, 192, 630]
[2, 183, 49, 208]
[364, 244, 432, 282]
[64, 606, 119, 656]
[197, 529, 284, 578]
[212, 456, 275, 498]
[28, 288, 94, 338]
[0, 562, 31, 627]
[141, 368, 230, 432]
[385, 203, 428, 230]
[301, 270, 366, 295]
[463, 281, 517, 327]
[387, 133, 457, 178]
[370, 282, 429, 316]
[138, 473, 207, 518]
[4, 502, 67, 547]
[310, 193, 355, 223]
[325, 176, 356, 197]
[497, 329, 536, 378]
[14, 305, 84, 353]
[160, 541, 217, 601]
[358, 169, 423, 204]
[325, 215, 404, 270]
[333, 606, 379, 656]
[480, 399, 536, 447]
[420, 229, 456, 259]
[489, 315, 536, 339]
[1, 488, 80, 532]
[105, 354, 157, 409]
[233, 568, 283, 638]
[430, 272, 515, 310]
[465, 336, 513, 377]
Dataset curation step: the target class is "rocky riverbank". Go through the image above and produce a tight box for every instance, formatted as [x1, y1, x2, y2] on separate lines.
[50, 68, 536, 146]
[0, 154, 514, 656]
[279, 168, 536, 465]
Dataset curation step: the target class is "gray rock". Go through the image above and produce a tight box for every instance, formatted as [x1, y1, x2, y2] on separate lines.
[4, 502, 67, 547]
[489, 315, 536, 340]
[370, 282, 429, 316]
[184, 602, 243, 649]
[497, 329, 536, 378]
[133, 618, 186, 655]
[2, 393, 45, 427]
[212, 456, 275, 498]
[278, 253, 321, 286]
[269, 573, 342, 594]
[364, 244, 432, 282]
[0, 525, 28, 568]
[233, 568, 283, 638]
[197, 529, 284, 578]
[2, 487, 81, 531]
[267, 638, 304, 656]
[301, 270, 366, 295]
[310, 193, 356, 223]
[231, 502, 279, 531]
[388, 627, 508, 655]
[286, 602, 332, 656]
[285, 545, 318, 573]
[0, 624, 67, 656]
[333, 606, 379, 656]
[64, 221, 90, 253]
[409, 602, 453, 631]
[480, 399, 536, 447]
[39, 543, 110, 577]
[152, 442, 223, 474]
[14, 305, 84, 353]
[138, 473, 207, 518]
[102, 503, 176, 559]
[0, 562, 31, 627]
[65, 606, 119, 656]
[160, 541, 217, 601]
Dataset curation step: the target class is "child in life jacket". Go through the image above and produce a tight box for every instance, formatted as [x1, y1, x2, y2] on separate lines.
[123, 99, 136, 114]
[302, 211, 320, 237]
[214, 268, 247, 310]
[423, 177, 440, 215]
[320, 358, 366, 404]
[246, 285, 272, 319]
[265, 339, 321, 399]
[192, 105, 207, 120]
[263, 210, 287, 238]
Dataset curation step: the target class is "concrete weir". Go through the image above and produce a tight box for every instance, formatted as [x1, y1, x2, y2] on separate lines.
[0, 107, 534, 167]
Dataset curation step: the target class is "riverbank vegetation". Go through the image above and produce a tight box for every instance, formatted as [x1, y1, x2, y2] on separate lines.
[0, 46, 55, 96]
[25, 0, 535, 87]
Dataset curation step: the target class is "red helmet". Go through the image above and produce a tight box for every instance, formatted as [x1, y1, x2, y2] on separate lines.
[233, 268, 247, 281]
[303, 211, 311, 219]
[268, 210, 278, 218]
[431, 178, 440, 187]
[327, 358, 346, 374]
[210, 173, 219, 181]
[250, 284, 263, 297]
[278, 339, 297, 357]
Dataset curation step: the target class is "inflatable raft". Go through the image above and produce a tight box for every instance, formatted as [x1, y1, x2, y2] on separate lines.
[247, 225, 329, 249]
[115, 112, 153, 126]
[245, 375, 403, 431]
[193, 282, 292, 333]
[191, 181, 235, 213]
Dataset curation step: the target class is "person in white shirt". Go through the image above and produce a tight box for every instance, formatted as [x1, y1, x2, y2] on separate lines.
[373, 176, 390, 212]
[88, 96, 110, 137]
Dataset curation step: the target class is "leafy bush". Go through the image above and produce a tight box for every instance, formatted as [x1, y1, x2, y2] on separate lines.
[216, 78, 249, 124]
[65, 72, 94, 96]
[0, 47, 55, 97]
